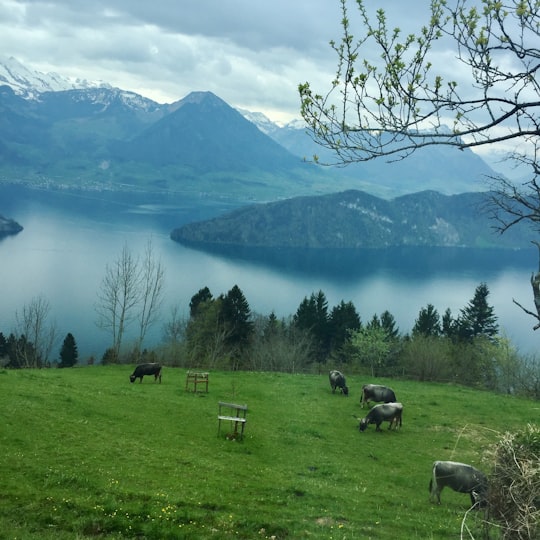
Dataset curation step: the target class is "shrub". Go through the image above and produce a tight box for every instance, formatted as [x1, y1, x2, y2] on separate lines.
[486, 424, 540, 539]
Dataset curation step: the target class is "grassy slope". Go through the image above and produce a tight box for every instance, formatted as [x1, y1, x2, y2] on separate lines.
[1, 367, 538, 539]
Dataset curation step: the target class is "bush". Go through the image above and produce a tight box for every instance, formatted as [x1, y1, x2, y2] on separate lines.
[486, 424, 540, 539]
[100, 348, 118, 365]
[399, 335, 453, 381]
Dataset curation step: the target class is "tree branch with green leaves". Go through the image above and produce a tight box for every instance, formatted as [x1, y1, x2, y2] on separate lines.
[299, 0, 540, 164]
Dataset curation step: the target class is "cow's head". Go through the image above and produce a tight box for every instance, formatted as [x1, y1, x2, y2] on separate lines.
[471, 489, 488, 509]
[129, 375, 136, 383]
[359, 419, 368, 432]
[343, 386, 349, 396]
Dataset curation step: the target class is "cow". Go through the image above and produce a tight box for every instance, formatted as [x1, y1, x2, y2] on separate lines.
[360, 383, 396, 408]
[329, 370, 349, 396]
[429, 461, 488, 507]
[359, 402, 403, 432]
[129, 363, 162, 383]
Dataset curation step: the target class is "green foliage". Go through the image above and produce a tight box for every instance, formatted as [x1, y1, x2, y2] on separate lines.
[4, 332, 38, 369]
[456, 282, 499, 340]
[58, 333, 78, 368]
[172, 190, 534, 250]
[328, 300, 361, 353]
[401, 334, 502, 387]
[349, 325, 391, 376]
[300, 0, 539, 162]
[219, 285, 254, 368]
[413, 303, 441, 337]
[189, 286, 213, 318]
[379, 310, 400, 339]
[185, 296, 226, 368]
[293, 290, 331, 363]
[400, 335, 454, 382]
[101, 347, 119, 365]
[249, 314, 314, 372]
[1, 367, 538, 539]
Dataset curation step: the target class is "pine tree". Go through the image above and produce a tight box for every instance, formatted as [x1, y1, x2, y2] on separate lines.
[412, 304, 441, 337]
[0, 332, 7, 358]
[58, 333, 78, 368]
[189, 286, 213, 318]
[293, 290, 330, 362]
[328, 300, 361, 354]
[220, 285, 254, 354]
[380, 310, 399, 339]
[441, 308, 456, 338]
[457, 283, 499, 340]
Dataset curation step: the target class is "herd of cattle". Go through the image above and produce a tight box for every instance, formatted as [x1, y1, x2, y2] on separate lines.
[328, 370, 488, 508]
[127, 363, 488, 509]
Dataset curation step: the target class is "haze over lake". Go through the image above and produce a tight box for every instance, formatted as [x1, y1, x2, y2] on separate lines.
[1, 185, 538, 360]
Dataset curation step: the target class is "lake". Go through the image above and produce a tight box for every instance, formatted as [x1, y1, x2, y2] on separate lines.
[0, 184, 538, 360]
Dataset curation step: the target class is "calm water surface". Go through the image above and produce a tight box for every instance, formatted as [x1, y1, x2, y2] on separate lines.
[0, 185, 538, 359]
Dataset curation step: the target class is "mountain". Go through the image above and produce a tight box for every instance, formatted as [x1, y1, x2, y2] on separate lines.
[171, 189, 532, 249]
[114, 92, 301, 173]
[0, 55, 107, 98]
[260, 120, 497, 196]
[0, 56, 502, 201]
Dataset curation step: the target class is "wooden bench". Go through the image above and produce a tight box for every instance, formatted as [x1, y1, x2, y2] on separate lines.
[218, 402, 248, 440]
[185, 371, 209, 393]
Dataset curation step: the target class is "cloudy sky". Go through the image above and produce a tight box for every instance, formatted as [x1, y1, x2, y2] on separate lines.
[0, 0, 432, 124]
[0, 0, 531, 177]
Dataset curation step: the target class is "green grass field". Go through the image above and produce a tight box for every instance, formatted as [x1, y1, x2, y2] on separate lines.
[1, 366, 538, 539]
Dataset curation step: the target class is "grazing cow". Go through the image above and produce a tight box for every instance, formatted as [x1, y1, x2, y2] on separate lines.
[360, 383, 396, 408]
[329, 370, 349, 396]
[129, 363, 162, 383]
[429, 461, 488, 507]
[359, 402, 403, 432]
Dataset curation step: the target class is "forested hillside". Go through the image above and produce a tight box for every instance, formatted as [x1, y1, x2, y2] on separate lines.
[171, 189, 532, 249]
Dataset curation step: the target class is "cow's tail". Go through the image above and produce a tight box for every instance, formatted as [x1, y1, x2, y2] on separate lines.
[429, 462, 438, 502]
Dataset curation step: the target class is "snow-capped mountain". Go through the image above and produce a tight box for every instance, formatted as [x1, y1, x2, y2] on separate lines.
[0, 55, 108, 99]
[237, 108, 306, 135]
[0, 55, 165, 115]
[237, 108, 282, 135]
[0, 56, 499, 196]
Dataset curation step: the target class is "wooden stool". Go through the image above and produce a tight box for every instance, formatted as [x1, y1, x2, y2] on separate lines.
[185, 371, 209, 393]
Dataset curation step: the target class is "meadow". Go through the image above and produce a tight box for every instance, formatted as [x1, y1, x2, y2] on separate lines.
[1, 366, 538, 539]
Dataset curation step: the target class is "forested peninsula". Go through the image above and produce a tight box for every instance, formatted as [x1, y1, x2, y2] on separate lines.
[0, 215, 22, 237]
[171, 189, 531, 250]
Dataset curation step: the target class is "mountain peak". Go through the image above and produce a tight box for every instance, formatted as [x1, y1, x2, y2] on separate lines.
[181, 91, 221, 104]
[0, 55, 108, 99]
[173, 91, 229, 112]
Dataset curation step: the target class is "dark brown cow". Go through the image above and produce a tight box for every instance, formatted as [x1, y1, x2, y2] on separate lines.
[129, 363, 162, 383]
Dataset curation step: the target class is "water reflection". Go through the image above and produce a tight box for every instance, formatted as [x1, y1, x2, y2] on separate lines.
[173, 241, 535, 282]
[0, 185, 538, 359]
